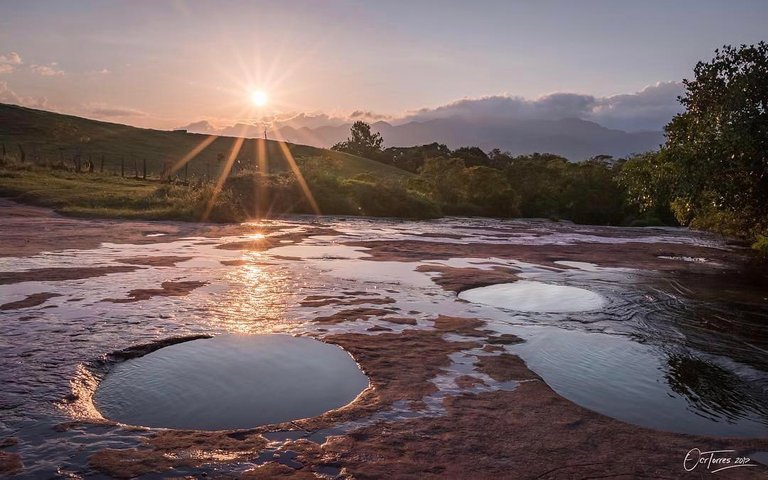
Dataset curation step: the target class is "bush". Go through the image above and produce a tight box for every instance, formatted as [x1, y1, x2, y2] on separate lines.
[752, 235, 768, 259]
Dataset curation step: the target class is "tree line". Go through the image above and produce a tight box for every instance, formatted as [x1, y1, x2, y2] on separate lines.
[332, 43, 768, 255]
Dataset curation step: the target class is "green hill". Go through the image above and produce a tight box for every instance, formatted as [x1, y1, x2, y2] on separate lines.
[0, 103, 411, 180]
[0, 103, 439, 221]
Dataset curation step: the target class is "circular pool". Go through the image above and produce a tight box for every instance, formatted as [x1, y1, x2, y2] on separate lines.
[458, 280, 606, 313]
[94, 334, 368, 430]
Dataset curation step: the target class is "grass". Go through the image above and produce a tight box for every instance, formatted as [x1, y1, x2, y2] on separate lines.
[0, 103, 411, 181]
[0, 165, 237, 221]
[0, 102, 423, 222]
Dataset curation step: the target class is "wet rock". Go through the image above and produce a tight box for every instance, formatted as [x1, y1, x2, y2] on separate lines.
[300, 295, 395, 308]
[366, 326, 393, 332]
[416, 264, 519, 293]
[0, 451, 22, 476]
[241, 462, 316, 479]
[475, 353, 541, 382]
[0, 266, 139, 285]
[313, 307, 397, 325]
[345, 239, 751, 273]
[103, 280, 207, 303]
[485, 334, 524, 345]
[220, 259, 249, 266]
[90, 429, 269, 478]
[0, 438, 17, 448]
[0, 292, 61, 310]
[455, 375, 486, 389]
[116, 256, 192, 267]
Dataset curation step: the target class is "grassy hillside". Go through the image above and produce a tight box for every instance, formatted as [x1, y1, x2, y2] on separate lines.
[0, 103, 410, 180]
[0, 103, 440, 221]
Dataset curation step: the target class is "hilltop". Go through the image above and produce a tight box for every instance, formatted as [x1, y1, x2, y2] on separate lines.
[0, 103, 432, 222]
[0, 103, 410, 180]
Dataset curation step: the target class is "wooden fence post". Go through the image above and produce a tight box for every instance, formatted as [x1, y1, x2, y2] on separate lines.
[142, 158, 147, 180]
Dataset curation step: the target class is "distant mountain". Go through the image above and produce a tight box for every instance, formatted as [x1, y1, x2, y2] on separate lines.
[269, 117, 664, 160]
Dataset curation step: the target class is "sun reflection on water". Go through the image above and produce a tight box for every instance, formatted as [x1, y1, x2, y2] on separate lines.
[202, 255, 301, 335]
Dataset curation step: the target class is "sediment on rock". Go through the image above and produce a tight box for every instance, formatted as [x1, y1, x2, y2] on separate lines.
[103, 280, 207, 303]
[0, 266, 139, 285]
[0, 292, 61, 310]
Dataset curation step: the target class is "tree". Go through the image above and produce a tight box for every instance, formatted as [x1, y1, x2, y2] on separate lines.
[332, 121, 384, 158]
[416, 157, 467, 204]
[663, 42, 768, 235]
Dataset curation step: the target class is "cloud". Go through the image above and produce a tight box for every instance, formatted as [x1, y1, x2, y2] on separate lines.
[589, 82, 684, 131]
[177, 120, 220, 134]
[401, 82, 683, 131]
[349, 110, 391, 121]
[0, 52, 22, 65]
[88, 105, 146, 117]
[271, 112, 348, 129]
[31, 62, 64, 76]
[0, 52, 22, 74]
[0, 81, 48, 108]
[173, 82, 682, 140]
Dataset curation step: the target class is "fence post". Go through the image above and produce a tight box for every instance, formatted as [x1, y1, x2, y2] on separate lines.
[121, 157, 125, 177]
[142, 158, 147, 180]
[184, 162, 189, 183]
[100, 154, 104, 173]
[17, 144, 25, 163]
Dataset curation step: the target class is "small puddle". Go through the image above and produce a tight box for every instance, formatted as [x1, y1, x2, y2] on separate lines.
[94, 334, 368, 430]
[458, 280, 606, 312]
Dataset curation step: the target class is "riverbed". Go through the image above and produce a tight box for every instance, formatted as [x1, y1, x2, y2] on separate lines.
[1, 199, 767, 478]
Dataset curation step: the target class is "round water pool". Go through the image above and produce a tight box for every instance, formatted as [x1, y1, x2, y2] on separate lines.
[94, 334, 368, 430]
[458, 280, 606, 313]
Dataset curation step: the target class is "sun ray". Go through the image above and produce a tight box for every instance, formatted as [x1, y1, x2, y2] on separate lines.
[201, 133, 245, 221]
[254, 136, 269, 218]
[271, 129, 320, 215]
[169, 134, 218, 177]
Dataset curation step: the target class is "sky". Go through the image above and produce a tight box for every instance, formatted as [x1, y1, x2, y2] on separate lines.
[0, 0, 766, 131]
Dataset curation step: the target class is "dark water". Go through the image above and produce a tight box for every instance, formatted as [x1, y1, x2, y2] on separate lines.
[94, 334, 369, 430]
[1, 216, 767, 477]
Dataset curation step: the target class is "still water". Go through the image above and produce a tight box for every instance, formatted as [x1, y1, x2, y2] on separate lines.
[94, 334, 368, 430]
[1, 214, 766, 477]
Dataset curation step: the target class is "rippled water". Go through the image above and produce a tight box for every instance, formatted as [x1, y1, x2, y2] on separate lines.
[1, 214, 766, 477]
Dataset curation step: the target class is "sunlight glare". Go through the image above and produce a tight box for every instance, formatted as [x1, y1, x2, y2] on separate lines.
[250, 90, 268, 107]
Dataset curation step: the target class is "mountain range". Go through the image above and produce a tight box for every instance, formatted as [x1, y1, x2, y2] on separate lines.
[184, 117, 665, 161]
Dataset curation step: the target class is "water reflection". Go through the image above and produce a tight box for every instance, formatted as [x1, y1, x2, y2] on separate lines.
[205, 253, 298, 334]
[665, 354, 768, 425]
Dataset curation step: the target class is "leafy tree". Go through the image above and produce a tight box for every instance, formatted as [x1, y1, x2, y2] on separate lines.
[416, 157, 468, 204]
[381, 142, 450, 172]
[332, 121, 384, 159]
[504, 153, 569, 218]
[464, 165, 520, 217]
[452, 146, 490, 167]
[663, 42, 768, 235]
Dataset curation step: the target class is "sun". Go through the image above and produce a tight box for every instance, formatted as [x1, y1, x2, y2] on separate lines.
[250, 90, 268, 107]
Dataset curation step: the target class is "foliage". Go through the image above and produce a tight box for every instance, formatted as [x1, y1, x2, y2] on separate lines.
[223, 157, 440, 219]
[669, 43, 767, 232]
[618, 43, 768, 251]
[752, 235, 768, 259]
[0, 160, 242, 222]
[331, 121, 384, 159]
